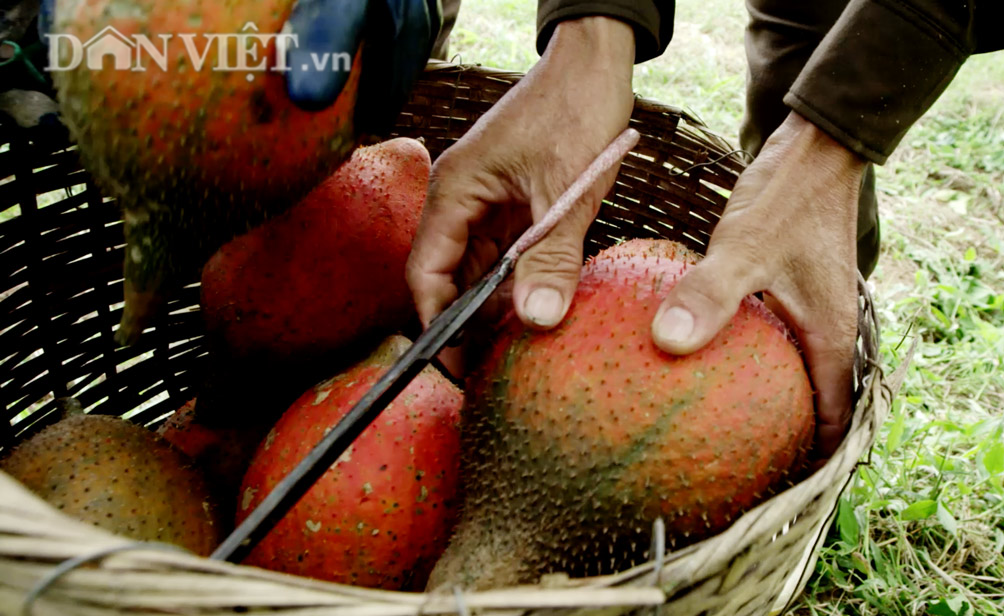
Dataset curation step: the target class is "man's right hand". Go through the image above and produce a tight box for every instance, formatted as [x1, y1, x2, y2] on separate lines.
[406, 16, 636, 372]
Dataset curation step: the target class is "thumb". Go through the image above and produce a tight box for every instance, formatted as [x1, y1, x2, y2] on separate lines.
[511, 176, 608, 329]
[511, 213, 591, 329]
[651, 251, 767, 354]
[511, 150, 622, 329]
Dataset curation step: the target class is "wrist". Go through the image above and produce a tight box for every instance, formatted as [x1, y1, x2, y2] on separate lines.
[542, 17, 635, 82]
[784, 112, 866, 175]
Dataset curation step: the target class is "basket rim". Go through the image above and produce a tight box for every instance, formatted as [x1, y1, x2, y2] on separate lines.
[0, 260, 893, 616]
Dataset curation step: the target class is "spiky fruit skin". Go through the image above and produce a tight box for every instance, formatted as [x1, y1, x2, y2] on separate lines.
[1, 414, 223, 555]
[427, 239, 814, 590]
[50, 0, 363, 345]
[237, 335, 463, 590]
[200, 137, 430, 361]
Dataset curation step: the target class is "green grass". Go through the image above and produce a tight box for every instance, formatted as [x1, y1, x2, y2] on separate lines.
[453, 1, 1004, 614]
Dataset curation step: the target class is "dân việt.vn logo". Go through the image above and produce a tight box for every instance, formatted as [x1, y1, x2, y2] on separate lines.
[44, 22, 350, 81]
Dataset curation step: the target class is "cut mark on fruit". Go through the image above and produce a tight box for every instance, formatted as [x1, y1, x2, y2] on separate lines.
[305, 519, 321, 533]
[313, 389, 331, 406]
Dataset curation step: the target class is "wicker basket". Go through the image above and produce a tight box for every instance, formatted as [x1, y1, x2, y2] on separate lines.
[0, 61, 898, 616]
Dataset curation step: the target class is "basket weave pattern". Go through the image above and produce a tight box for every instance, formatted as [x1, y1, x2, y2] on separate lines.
[0, 62, 891, 616]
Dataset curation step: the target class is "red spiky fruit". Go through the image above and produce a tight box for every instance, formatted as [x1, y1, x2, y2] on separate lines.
[427, 238, 815, 590]
[237, 335, 463, 589]
[200, 137, 430, 361]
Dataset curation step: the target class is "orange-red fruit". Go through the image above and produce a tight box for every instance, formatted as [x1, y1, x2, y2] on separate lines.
[1, 414, 223, 556]
[238, 335, 463, 589]
[200, 138, 430, 360]
[427, 239, 815, 590]
[50, 0, 364, 345]
[51, 0, 361, 205]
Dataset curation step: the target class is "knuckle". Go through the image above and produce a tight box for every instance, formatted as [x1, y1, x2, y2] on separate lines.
[676, 280, 728, 311]
[426, 152, 468, 201]
[518, 240, 583, 279]
[806, 327, 857, 363]
[546, 203, 599, 239]
[430, 145, 464, 176]
[404, 256, 423, 287]
[673, 264, 748, 312]
[424, 174, 453, 210]
[705, 243, 772, 285]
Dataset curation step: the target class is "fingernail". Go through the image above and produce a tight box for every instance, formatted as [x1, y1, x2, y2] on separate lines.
[654, 306, 694, 344]
[524, 287, 564, 327]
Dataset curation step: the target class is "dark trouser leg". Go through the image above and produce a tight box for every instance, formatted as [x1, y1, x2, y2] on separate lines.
[431, 0, 462, 60]
[740, 0, 880, 278]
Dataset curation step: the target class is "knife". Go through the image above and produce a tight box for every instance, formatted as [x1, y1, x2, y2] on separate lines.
[211, 127, 641, 563]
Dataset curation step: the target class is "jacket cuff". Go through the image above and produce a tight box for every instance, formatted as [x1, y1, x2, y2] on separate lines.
[536, 0, 673, 64]
[785, 0, 971, 165]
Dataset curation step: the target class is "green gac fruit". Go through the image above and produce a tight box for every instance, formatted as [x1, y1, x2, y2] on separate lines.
[1, 414, 224, 555]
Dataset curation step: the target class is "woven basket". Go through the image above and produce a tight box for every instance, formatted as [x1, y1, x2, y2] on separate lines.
[0, 61, 897, 616]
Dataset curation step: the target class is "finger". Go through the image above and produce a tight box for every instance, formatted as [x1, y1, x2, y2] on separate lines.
[511, 160, 619, 329]
[809, 337, 855, 459]
[766, 290, 856, 460]
[511, 222, 587, 329]
[405, 157, 506, 328]
[651, 248, 768, 354]
[448, 277, 515, 380]
[405, 194, 474, 328]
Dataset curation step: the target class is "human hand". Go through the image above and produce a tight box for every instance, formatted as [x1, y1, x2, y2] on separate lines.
[406, 16, 636, 369]
[282, 0, 440, 135]
[651, 111, 865, 460]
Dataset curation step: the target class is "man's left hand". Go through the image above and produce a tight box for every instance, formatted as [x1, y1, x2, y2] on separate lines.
[651, 111, 865, 460]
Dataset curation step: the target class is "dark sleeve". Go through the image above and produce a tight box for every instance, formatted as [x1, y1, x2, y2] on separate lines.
[785, 0, 1004, 165]
[535, 0, 675, 63]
